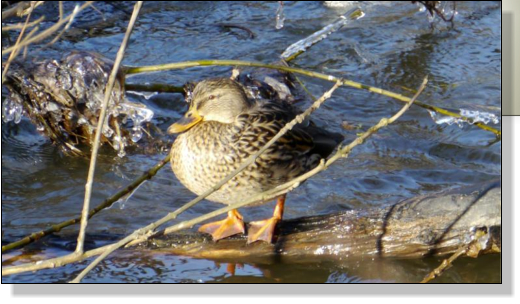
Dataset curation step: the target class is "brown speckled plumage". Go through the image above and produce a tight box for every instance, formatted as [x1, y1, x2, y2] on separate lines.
[170, 78, 342, 206]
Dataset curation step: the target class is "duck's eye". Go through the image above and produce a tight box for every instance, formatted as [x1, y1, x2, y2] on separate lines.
[208, 95, 215, 100]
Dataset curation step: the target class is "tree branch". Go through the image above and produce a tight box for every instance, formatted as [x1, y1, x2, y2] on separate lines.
[1, 154, 170, 253]
[75, 1, 143, 255]
[1, 2, 94, 56]
[2, 79, 343, 277]
[125, 60, 500, 138]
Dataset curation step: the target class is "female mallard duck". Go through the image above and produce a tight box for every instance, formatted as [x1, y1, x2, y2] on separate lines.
[168, 78, 343, 243]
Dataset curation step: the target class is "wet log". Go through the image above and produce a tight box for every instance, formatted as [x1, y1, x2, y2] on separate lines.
[140, 180, 501, 263]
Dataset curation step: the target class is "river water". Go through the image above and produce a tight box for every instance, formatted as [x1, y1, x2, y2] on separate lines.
[1, 1, 501, 283]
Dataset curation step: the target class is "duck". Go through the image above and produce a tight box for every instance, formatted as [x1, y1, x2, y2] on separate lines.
[168, 77, 343, 243]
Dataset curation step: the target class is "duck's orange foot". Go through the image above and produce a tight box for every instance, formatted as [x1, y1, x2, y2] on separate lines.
[247, 194, 286, 244]
[247, 217, 281, 244]
[199, 209, 245, 241]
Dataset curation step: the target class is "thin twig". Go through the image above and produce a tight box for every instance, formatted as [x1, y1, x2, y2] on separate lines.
[421, 228, 487, 283]
[1, 1, 43, 20]
[1, 2, 35, 84]
[59, 1, 64, 19]
[46, 4, 80, 46]
[125, 60, 500, 138]
[126, 80, 344, 247]
[1, 16, 45, 31]
[1, 77, 425, 277]
[152, 77, 427, 239]
[1, 2, 93, 56]
[2, 79, 343, 277]
[75, 1, 143, 255]
[1, 154, 170, 253]
[1, 75, 421, 277]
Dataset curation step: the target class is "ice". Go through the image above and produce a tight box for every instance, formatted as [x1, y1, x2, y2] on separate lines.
[281, 7, 365, 60]
[275, 1, 285, 30]
[324, 1, 358, 8]
[56, 69, 72, 90]
[131, 127, 143, 143]
[45, 102, 60, 113]
[417, 1, 458, 24]
[428, 109, 500, 127]
[429, 111, 463, 127]
[441, 2, 458, 20]
[246, 86, 262, 100]
[460, 109, 499, 125]
[112, 135, 127, 158]
[113, 180, 146, 209]
[102, 122, 114, 138]
[13, 105, 23, 124]
[127, 90, 159, 100]
[117, 147, 126, 158]
[5, 51, 156, 156]
[2, 92, 24, 124]
[117, 101, 154, 144]
[417, 2, 427, 12]
[77, 117, 89, 125]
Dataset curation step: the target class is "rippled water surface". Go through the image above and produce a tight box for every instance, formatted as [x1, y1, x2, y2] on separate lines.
[2, 1, 501, 283]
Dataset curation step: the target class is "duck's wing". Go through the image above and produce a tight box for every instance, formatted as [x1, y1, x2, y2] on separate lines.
[233, 100, 342, 160]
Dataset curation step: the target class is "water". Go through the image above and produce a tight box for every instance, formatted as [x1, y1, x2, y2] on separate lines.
[1, 1, 501, 283]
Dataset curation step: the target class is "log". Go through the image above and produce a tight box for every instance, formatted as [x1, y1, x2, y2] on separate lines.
[139, 180, 501, 264]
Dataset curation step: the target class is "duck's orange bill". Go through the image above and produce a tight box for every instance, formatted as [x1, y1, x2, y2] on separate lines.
[167, 111, 202, 133]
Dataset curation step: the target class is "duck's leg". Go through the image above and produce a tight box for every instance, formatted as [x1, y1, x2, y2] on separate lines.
[247, 194, 286, 244]
[199, 209, 245, 241]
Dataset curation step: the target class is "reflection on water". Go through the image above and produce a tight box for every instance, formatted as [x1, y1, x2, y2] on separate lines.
[2, 1, 500, 283]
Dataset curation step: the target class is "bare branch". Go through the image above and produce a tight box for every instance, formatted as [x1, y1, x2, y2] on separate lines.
[125, 60, 500, 138]
[153, 77, 428, 239]
[421, 228, 489, 283]
[1, 1, 43, 20]
[1, 2, 93, 56]
[2, 77, 343, 277]
[75, 1, 143, 255]
[1, 154, 170, 253]
[1, 16, 45, 31]
[1, 2, 35, 84]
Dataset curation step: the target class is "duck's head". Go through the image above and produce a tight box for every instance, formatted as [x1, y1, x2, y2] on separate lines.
[168, 78, 253, 133]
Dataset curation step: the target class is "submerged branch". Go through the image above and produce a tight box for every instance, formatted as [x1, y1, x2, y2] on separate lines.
[1, 154, 171, 253]
[421, 228, 492, 283]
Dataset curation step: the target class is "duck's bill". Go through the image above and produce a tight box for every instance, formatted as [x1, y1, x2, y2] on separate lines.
[167, 115, 202, 133]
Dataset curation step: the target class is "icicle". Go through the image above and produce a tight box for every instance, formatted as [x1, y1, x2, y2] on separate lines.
[117, 101, 154, 143]
[275, 1, 285, 30]
[281, 7, 364, 60]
